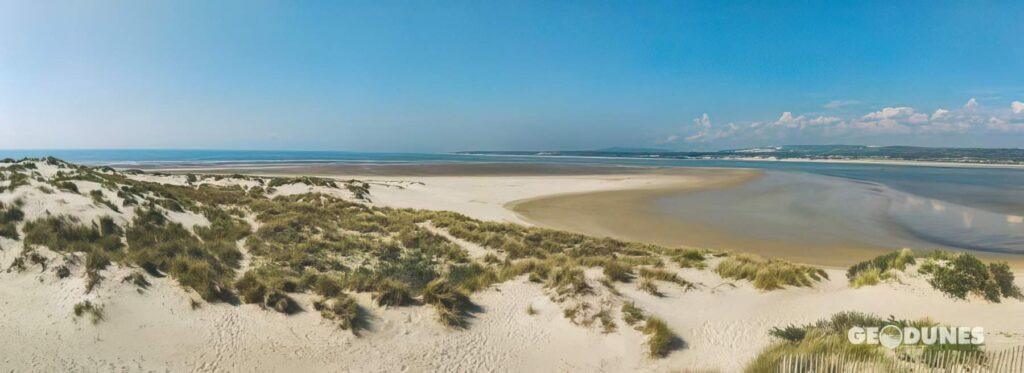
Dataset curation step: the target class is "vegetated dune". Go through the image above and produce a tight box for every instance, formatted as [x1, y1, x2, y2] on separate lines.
[1, 158, 1022, 372]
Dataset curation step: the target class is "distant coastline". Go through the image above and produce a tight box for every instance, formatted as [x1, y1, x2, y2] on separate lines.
[459, 145, 1024, 169]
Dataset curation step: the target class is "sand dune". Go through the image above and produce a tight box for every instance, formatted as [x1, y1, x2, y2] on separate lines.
[1, 160, 1022, 371]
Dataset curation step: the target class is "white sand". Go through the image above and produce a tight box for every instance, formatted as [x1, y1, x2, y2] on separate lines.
[359, 172, 717, 223]
[1, 165, 1022, 371]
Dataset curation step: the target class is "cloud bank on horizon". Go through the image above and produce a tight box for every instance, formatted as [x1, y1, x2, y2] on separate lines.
[666, 98, 1024, 149]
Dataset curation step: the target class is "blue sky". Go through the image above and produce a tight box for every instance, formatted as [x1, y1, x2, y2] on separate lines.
[2, 1, 1022, 151]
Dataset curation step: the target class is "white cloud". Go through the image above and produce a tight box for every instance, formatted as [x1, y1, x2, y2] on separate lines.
[656, 98, 1024, 147]
[774, 112, 805, 128]
[685, 113, 713, 142]
[808, 116, 841, 126]
[862, 107, 916, 120]
[823, 100, 860, 110]
[908, 113, 929, 124]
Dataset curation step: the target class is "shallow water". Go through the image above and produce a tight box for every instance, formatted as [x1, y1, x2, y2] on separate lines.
[656, 170, 1024, 255]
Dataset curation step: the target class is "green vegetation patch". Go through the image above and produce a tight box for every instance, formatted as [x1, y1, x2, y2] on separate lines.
[747, 312, 981, 372]
[715, 254, 828, 290]
[847, 248, 915, 287]
[0, 199, 25, 239]
[848, 250, 1022, 302]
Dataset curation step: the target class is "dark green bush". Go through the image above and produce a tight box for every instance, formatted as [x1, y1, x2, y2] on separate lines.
[929, 254, 1019, 302]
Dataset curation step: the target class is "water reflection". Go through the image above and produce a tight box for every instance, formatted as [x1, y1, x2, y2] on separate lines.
[657, 171, 1024, 255]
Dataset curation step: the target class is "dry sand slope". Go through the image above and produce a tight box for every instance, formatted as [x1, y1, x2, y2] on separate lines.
[1, 162, 1023, 372]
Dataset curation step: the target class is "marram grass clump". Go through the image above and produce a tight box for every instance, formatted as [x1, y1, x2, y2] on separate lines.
[642, 317, 679, 358]
[715, 254, 827, 290]
[746, 311, 980, 372]
[638, 267, 696, 290]
[422, 277, 474, 328]
[846, 248, 915, 287]
[73, 300, 105, 324]
[313, 294, 363, 333]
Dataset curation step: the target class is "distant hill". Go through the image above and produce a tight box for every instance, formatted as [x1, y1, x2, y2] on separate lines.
[593, 147, 672, 153]
[458, 145, 1024, 165]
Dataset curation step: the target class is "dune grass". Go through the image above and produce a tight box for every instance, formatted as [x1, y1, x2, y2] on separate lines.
[642, 317, 679, 358]
[0, 199, 25, 239]
[422, 277, 474, 327]
[715, 254, 828, 290]
[526, 304, 537, 315]
[602, 261, 634, 282]
[546, 265, 593, 297]
[638, 267, 696, 290]
[638, 278, 662, 296]
[72, 300, 105, 324]
[313, 294, 363, 333]
[621, 302, 645, 326]
[671, 248, 711, 269]
[121, 271, 151, 291]
[846, 248, 915, 287]
[126, 208, 239, 301]
[746, 311, 980, 372]
[372, 278, 414, 307]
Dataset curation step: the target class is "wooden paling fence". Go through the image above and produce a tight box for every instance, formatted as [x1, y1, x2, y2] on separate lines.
[776, 345, 1024, 372]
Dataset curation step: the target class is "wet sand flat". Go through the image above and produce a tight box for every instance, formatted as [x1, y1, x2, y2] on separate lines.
[510, 169, 1024, 268]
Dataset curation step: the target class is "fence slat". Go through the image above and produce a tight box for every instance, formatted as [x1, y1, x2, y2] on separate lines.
[773, 345, 1024, 372]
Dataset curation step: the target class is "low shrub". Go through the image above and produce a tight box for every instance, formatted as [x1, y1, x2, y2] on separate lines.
[929, 254, 1021, 302]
